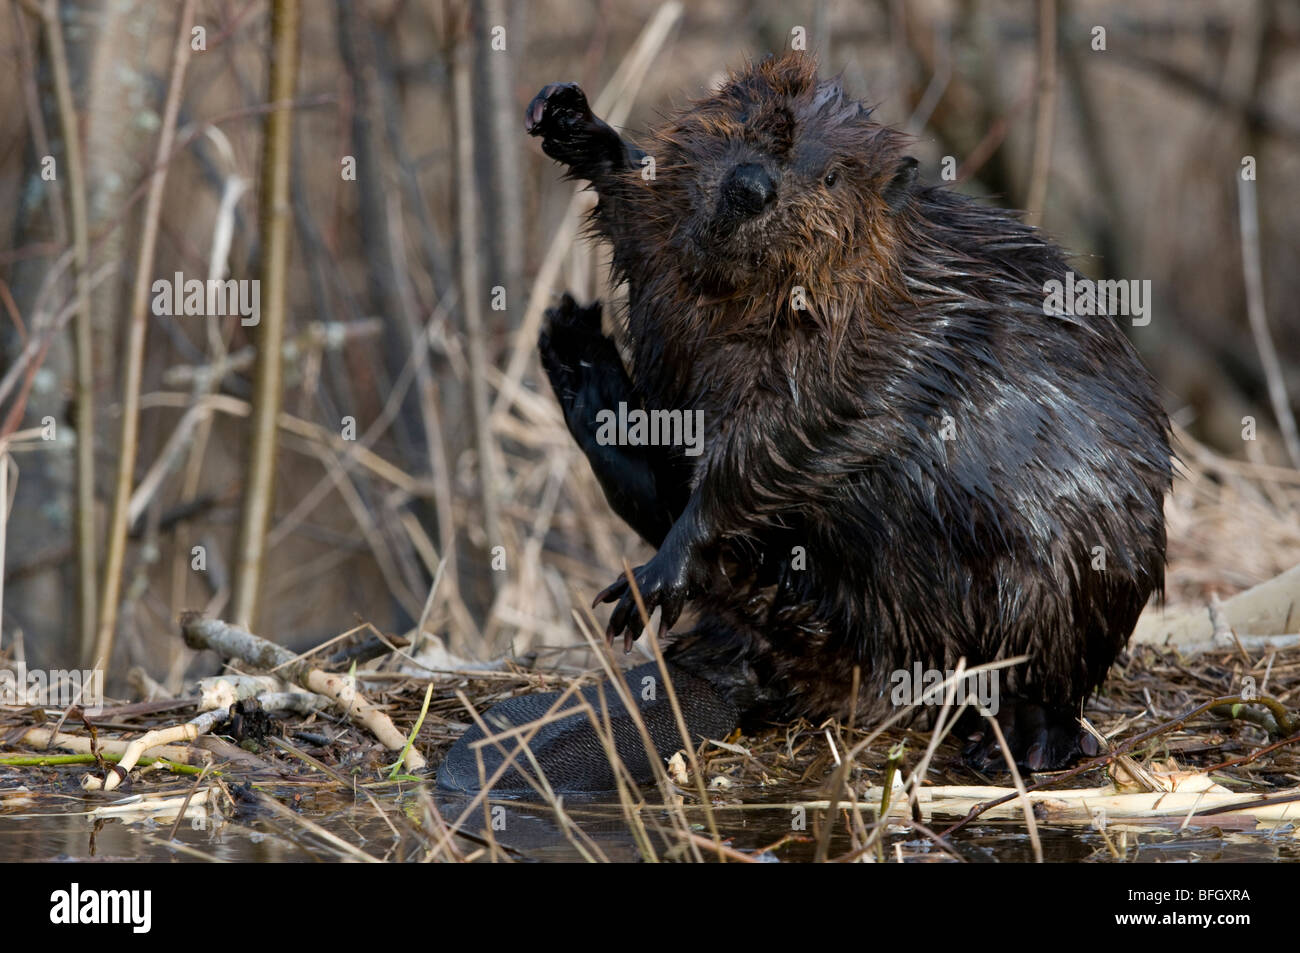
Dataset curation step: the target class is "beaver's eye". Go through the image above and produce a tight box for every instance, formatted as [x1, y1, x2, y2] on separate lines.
[823, 170, 838, 188]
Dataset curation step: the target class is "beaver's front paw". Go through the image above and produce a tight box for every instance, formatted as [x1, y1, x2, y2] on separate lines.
[538, 293, 610, 382]
[525, 83, 599, 164]
[594, 547, 703, 651]
[539, 293, 627, 431]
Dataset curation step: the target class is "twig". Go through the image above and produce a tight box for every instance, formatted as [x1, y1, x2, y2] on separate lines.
[139, 390, 418, 492]
[1110, 45, 1300, 146]
[26, 0, 98, 660]
[450, 13, 504, 602]
[170, 127, 247, 629]
[230, 0, 301, 629]
[13, 725, 196, 763]
[239, 786, 381, 862]
[936, 693, 1299, 839]
[982, 712, 1042, 862]
[1024, 0, 1058, 228]
[0, 259, 113, 416]
[0, 453, 9, 647]
[180, 612, 427, 771]
[490, 0, 683, 421]
[904, 16, 951, 137]
[478, 0, 524, 328]
[96, 0, 198, 672]
[1237, 174, 1300, 468]
[79, 707, 228, 793]
[161, 319, 381, 388]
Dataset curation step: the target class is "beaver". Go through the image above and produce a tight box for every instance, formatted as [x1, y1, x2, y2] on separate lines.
[437, 53, 1171, 793]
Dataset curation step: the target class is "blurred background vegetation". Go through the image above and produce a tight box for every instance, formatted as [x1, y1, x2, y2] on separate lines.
[0, 0, 1296, 693]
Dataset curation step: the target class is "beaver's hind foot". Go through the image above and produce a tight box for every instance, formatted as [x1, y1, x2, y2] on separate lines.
[961, 700, 1102, 773]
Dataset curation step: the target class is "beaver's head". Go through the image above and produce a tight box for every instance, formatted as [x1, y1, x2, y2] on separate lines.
[629, 54, 918, 298]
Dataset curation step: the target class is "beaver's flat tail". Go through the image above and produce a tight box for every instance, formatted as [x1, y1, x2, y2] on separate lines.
[436, 662, 738, 794]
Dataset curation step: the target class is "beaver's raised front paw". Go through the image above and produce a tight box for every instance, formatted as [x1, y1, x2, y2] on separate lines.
[538, 293, 608, 376]
[538, 293, 627, 425]
[525, 83, 601, 164]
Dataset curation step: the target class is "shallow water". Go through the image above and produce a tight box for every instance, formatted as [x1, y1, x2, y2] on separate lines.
[1, 775, 1295, 862]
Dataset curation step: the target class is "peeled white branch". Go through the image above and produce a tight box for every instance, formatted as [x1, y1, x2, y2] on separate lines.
[181, 613, 425, 771]
[82, 707, 228, 791]
[18, 726, 197, 764]
[856, 775, 1300, 826]
[1134, 561, 1300, 648]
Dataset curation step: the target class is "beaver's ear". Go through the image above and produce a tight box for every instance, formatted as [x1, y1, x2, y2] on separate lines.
[882, 156, 918, 211]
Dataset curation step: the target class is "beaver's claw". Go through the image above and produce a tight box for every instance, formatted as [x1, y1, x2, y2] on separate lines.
[538, 294, 610, 394]
[526, 82, 635, 178]
[961, 701, 1102, 773]
[525, 83, 598, 163]
[526, 83, 591, 133]
[594, 553, 696, 652]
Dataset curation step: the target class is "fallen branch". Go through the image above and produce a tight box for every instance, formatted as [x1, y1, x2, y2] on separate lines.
[1133, 561, 1300, 646]
[82, 707, 228, 791]
[180, 612, 426, 771]
[89, 788, 217, 826]
[937, 693, 1299, 838]
[13, 725, 197, 764]
[858, 776, 1300, 825]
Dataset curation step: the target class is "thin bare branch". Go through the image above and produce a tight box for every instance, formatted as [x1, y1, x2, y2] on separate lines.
[230, 0, 302, 629]
[96, 0, 198, 672]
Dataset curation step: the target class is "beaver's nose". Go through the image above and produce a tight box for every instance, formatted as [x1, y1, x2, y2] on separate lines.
[720, 163, 777, 217]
